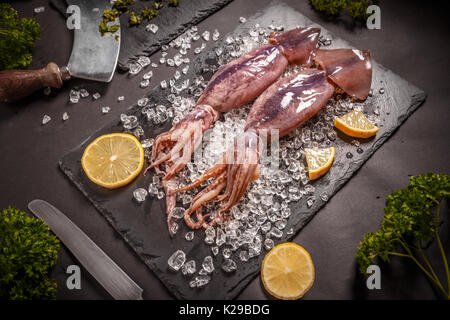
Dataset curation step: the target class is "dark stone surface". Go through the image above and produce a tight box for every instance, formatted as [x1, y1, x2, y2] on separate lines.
[59, 4, 426, 300]
[51, 0, 234, 70]
[1, 0, 449, 300]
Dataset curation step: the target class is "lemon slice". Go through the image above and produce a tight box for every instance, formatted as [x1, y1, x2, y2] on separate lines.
[305, 147, 335, 180]
[261, 242, 315, 300]
[334, 110, 379, 138]
[81, 133, 144, 189]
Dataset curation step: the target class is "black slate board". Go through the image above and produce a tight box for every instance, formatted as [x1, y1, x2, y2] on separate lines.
[50, 0, 234, 71]
[59, 3, 427, 300]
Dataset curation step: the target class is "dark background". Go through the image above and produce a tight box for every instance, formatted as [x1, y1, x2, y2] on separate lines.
[1, 0, 449, 300]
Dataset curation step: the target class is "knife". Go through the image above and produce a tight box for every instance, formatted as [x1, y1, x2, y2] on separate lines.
[28, 199, 143, 300]
[0, 0, 120, 103]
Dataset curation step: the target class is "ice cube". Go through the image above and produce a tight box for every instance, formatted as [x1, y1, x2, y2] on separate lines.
[306, 196, 315, 208]
[133, 188, 148, 203]
[140, 79, 150, 88]
[62, 112, 69, 121]
[201, 256, 214, 274]
[275, 219, 287, 230]
[34, 6, 45, 13]
[182, 260, 196, 276]
[148, 183, 158, 195]
[143, 71, 153, 80]
[205, 226, 215, 239]
[42, 115, 51, 125]
[171, 207, 185, 219]
[79, 89, 89, 98]
[117, 96, 125, 102]
[239, 250, 249, 262]
[170, 222, 179, 235]
[92, 92, 101, 100]
[221, 259, 237, 273]
[146, 24, 159, 34]
[123, 115, 138, 130]
[239, 17, 247, 23]
[327, 130, 337, 141]
[128, 63, 142, 75]
[166, 58, 175, 67]
[140, 138, 154, 149]
[137, 56, 151, 68]
[222, 248, 231, 259]
[212, 29, 220, 41]
[270, 227, 283, 239]
[137, 98, 149, 107]
[160, 80, 168, 89]
[264, 238, 274, 250]
[182, 65, 189, 75]
[211, 246, 219, 256]
[320, 193, 329, 202]
[102, 106, 110, 114]
[168, 250, 186, 271]
[195, 275, 210, 287]
[69, 89, 80, 103]
[216, 228, 226, 247]
[202, 30, 210, 41]
[185, 231, 194, 241]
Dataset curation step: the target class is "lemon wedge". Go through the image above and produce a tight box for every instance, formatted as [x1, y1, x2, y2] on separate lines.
[305, 147, 335, 180]
[334, 110, 379, 138]
[81, 133, 144, 189]
[261, 242, 315, 300]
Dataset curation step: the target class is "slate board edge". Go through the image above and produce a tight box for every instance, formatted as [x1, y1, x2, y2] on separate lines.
[118, 0, 235, 71]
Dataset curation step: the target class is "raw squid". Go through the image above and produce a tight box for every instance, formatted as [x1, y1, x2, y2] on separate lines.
[177, 69, 335, 229]
[146, 27, 321, 235]
[314, 48, 372, 101]
[177, 47, 373, 229]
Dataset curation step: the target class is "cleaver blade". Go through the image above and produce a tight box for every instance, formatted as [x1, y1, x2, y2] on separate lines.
[65, 0, 120, 82]
[0, 0, 121, 102]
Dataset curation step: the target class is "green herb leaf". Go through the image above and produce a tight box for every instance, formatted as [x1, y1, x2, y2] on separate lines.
[0, 207, 60, 300]
[0, 3, 41, 70]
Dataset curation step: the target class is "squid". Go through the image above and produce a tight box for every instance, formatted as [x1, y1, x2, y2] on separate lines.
[177, 49, 373, 229]
[314, 48, 372, 101]
[146, 27, 321, 235]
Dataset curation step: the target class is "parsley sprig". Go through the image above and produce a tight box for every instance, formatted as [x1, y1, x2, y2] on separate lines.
[356, 173, 450, 299]
[0, 3, 40, 70]
[100, 0, 180, 36]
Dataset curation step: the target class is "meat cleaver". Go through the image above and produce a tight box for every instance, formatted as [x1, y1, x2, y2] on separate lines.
[0, 0, 120, 103]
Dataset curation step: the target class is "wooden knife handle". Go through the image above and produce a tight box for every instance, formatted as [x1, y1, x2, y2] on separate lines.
[0, 62, 64, 103]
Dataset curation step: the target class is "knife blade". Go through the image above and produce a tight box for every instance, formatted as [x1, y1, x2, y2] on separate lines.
[0, 0, 120, 102]
[28, 199, 143, 300]
[65, 0, 121, 82]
